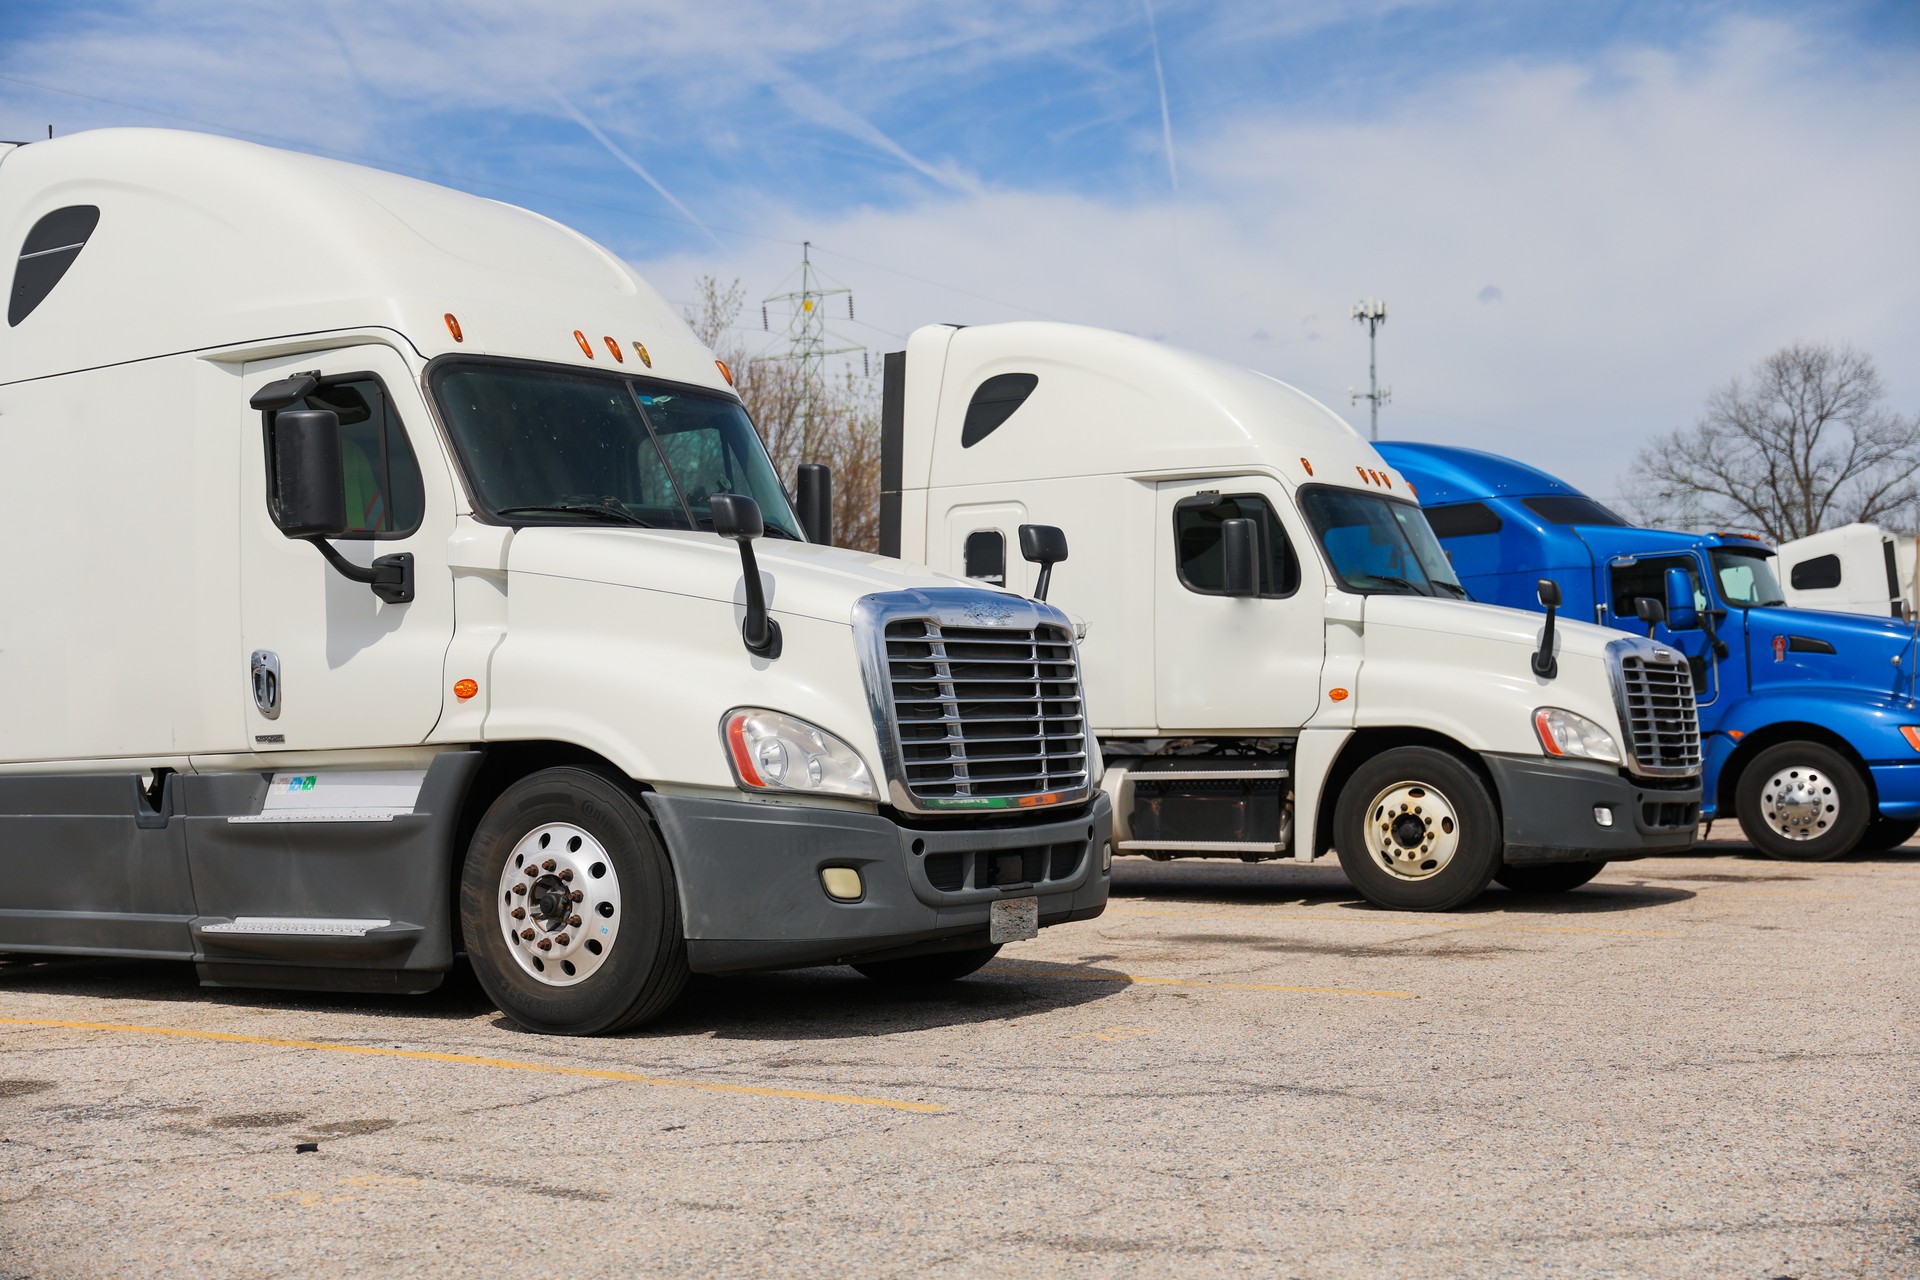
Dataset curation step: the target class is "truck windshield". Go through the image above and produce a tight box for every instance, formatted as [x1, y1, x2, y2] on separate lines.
[1712, 549, 1786, 607]
[429, 361, 803, 539]
[1300, 488, 1469, 598]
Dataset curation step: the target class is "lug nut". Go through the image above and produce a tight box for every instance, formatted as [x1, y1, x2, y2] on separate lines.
[536, 938, 552, 951]
[542, 858, 556, 871]
[511, 907, 526, 920]
[569, 890, 584, 903]
[513, 884, 528, 896]
[569, 915, 582, 928]
[524, 865, 538, 878]
[556, 933, 570, 946]
[559, 868, 574, 882]
[520, 928, 535, 941]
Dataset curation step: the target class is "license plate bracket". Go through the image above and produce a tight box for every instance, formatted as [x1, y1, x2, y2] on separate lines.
[990, 896, 1039, 943]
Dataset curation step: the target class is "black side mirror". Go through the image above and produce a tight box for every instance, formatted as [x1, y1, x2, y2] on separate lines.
[271, 409, 347, 538]
[1220, 518, 1261, 598]
[795, 463, 833, 545]
[1634, 595, 1668, 636]
[711, 493, 780, 658]
[1532, 577, 1560, 678]
[1019, 523, 1068, 601]
[269, 407, 415, 606]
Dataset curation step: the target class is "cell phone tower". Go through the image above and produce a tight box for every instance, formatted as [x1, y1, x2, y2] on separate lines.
[758, 241, 863, 442]
[1349, 297, 1391, 440]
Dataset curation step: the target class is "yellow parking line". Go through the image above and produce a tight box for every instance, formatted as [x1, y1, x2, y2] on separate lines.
[1105, 906, 1484, 929]
[0, 1017, 944, 1113]
[987, 965, 1415, 999]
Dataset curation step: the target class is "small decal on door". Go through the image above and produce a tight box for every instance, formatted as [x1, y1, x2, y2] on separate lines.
[284, 775, 318, 792]
[1772, 635, 1787, 663]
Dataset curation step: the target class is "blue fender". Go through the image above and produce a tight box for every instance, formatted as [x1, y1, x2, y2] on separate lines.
[1705, 689, 1920, 820]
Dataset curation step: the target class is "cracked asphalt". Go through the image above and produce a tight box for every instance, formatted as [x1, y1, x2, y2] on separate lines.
[2, 834, 1916, 1279]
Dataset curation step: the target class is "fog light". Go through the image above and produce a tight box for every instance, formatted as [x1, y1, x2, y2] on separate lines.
[820, 867, 863, 901]
[1593, 806, 1614, 828]
[1101, 841, 1113, 871]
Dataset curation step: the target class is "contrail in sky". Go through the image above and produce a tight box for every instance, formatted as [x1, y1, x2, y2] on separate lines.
[1143, 0, 1178, 192]
[546, 87, 725, 249]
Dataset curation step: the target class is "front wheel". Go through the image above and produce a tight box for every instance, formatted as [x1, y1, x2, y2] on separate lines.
[1333, 747, 1502, 911]
[853, 945, 1001, 984]
[1494, 861, 1605, 893]
[1856, 816, 1920, 854]
[1734, 742, 1871, 861]
[460, 766, 690, 1035]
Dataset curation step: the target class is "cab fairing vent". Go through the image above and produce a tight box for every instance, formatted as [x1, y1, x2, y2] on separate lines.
[1618, 654, 1702, 774]
[882, 619, 1090, 807]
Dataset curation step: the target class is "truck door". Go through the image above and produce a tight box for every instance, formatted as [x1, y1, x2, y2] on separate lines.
[1153, 484, 1324, 730]
[237, 348, 457, 751]
[1608, 554, 1721, 706]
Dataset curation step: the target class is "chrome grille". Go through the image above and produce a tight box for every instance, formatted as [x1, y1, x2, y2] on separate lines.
[1618, 652, 1702, 774]
[881, 617, 1090, 807]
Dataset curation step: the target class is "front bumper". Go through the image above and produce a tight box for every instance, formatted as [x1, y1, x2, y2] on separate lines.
[1868, 762, 1920, 820]
[644, 791, 1112, 974]
[1484, 754, 1700, 864]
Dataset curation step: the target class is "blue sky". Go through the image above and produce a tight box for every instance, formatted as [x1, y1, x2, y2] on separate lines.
[5, 0, 1918, 500]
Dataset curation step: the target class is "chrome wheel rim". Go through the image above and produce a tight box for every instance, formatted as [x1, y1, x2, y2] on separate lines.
[1760, 766, 1838, 842]
[1365, 780, 1461, 881]
[495, 822, 623, 986]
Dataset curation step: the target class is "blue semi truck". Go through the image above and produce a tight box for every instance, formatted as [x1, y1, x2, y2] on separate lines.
[1376, 442, 1920, 860]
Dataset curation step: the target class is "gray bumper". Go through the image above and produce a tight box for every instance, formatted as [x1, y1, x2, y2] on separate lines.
[1484, 754, 1700, 865]
[644, 791, 1113, 974]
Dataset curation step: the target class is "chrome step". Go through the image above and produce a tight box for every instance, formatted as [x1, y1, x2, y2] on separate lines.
[1127, 768, 1290, 782]
[1116, 840, 1286, 853]
[201, 917, 392, 937]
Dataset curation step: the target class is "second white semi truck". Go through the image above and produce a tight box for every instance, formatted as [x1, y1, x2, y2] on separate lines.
[871, 322, 1703, 910]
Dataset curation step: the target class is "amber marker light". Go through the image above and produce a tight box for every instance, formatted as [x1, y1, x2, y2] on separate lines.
[444, 313, 463, 342]
[1901, 726, 1920, 751]
[725, 715, 763, 787]
[604, 336, 624, 362]
[1300, 457, 1314, 476]
[1329, 688, 1350, 702]
[633, 341, 652, 368]
[453, 679, 479, 701]
[715, 359, 734, 385]
[574, 330, 594, 357]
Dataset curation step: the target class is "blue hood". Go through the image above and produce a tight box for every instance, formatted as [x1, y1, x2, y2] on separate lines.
[1743, 605, 1919, 700]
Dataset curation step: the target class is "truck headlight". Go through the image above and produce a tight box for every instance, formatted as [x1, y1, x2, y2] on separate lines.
[722, 709, 878, 801]
[1533, 708, 1623, 765]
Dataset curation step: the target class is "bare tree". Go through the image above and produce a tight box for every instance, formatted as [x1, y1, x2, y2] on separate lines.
[1627, 342, 1920, 540]
[684, 276, 885, 553]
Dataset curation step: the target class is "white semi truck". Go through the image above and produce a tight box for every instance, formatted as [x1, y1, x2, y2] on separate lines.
[872, 322, 1703, 910]
[1776, 523, 1918, 619]
[0, 131, 1109, 1034]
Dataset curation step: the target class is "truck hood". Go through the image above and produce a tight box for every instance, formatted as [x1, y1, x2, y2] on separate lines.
[1361, 594, 1623, 662]
[505, 526, 1007, 625]
[1743, 605, 1919, 699]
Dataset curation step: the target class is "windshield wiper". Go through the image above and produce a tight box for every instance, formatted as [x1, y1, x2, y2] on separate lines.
[496, 503, 655, 528]
[1433, 580, 1471, 599]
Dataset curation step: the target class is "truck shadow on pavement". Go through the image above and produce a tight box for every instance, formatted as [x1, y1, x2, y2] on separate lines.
[0, 953, 1129, 1042]
[1108, 865, 1697, 917]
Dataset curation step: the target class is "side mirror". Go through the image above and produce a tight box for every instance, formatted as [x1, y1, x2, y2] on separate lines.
[1634, 595, 1668, 637]
[271, 409, 347, 538]
[795, 463, 833, 545]
[1532, 577, 1559, 679]
[710, 493, 779, 657]
[1019, 523, 1069, 601]
[1220, 518, 1261, 598]
[1664, 567, 1699, 631]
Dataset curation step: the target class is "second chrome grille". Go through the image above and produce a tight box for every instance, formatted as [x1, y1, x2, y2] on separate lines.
[1617, 652, 1702, 774]
[883, 618, 1090, 806]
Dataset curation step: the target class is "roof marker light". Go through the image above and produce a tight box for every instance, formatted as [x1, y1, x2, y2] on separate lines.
[444, 313, 463, 343]
[1300, 457, 1314, 476]
[1356, 466, 1369, 483]
[715, 359, 734, 386]
[633, 340, 652, 368]
[574, 330, 594, 358]
[604, 336, 624, 362]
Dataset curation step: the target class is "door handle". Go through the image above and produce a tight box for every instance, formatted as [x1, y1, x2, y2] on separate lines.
[250, 649, 281, 720]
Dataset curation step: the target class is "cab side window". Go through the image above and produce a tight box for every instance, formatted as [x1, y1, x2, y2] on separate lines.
[1175, 494, 1299, 597]
[265, 376, 425, 537]
[1609, 555, 1702, 620]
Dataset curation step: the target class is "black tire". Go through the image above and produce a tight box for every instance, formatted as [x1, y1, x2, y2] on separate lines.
[1494, 861, 1605, 893]
[1333, 746, 1502, 911]
[1856, 816, 1920, 853]
[459, 766, 689, 1035]
[1733, 741, 1872, 862]
[852, 945, 1001, 985]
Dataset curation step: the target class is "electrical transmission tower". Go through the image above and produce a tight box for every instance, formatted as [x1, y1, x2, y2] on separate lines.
[1349, 297, 1390, 440]
[758, 241, 864, 445]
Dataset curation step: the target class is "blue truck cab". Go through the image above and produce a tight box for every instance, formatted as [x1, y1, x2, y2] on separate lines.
[1377, 442, 1920, 860]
